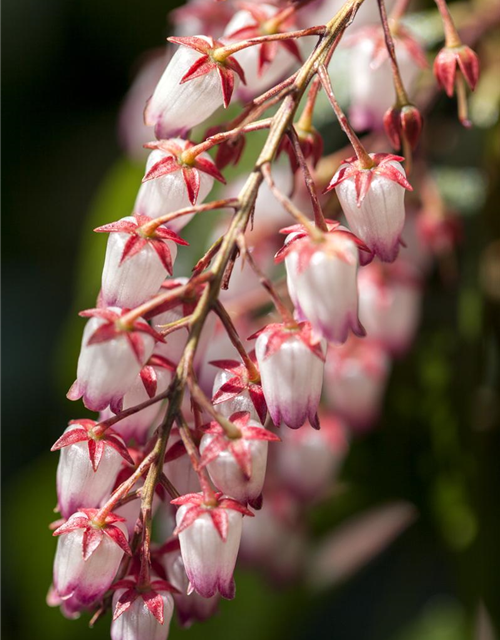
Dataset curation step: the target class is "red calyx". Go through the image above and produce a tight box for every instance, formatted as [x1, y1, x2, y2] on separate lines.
[112, 576, 179, 624]
[434, 45, 480, 98]
[383, 104, 423, 151]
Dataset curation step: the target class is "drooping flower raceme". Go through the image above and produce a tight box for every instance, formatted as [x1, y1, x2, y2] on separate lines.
[254, 322, 326, 429]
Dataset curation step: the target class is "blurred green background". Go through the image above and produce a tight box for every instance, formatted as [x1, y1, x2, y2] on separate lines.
[2, 1, 500, 639]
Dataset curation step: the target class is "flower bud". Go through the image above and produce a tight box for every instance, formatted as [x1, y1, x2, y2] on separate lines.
[383, 104, 423, 151]
[52, 510, 130, 606]
[67, 308, 158, 412]
[254, 322, 326, 429]
[52, 420, 133, 519]
[145, 36, 245, 139]
[434, 45, 480, 98]
[172, 493, 252, 599]
[199, 412, 279, 506]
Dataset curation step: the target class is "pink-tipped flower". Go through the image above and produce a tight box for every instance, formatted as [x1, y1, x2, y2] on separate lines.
[383, 103, 423, 151]
[327, 153, 412, 263]
[358, 261, 423, 357]
[171, 492, 253, 599]
[96, 215, 188, 308]
[52, 510, 130, 606]
[163, 547, 220, 627]
[325, 336, 391, 432]
[163, 427, 201, 496]
[253, 322, 326, 429]
[111, 576, 176, 640]
[67, 308, 160, 412]
[275, 414, 348, 500]
[110, 353, 175, 444]
[211, 356, 267, 424]
[144, 36, 245, 139]
[434, 45, 480, 98]
[199, 412, 279, 507]
[135, 139, 225, 231]
[52, 419, 133, 519]
[276, 222, 369, 343]
[223, 3, 302, 100]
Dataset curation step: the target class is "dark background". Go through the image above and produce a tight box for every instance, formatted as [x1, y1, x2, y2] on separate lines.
[2, 1, 500, 640]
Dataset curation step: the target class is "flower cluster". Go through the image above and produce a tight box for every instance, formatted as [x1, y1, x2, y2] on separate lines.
[49, 0, 478, 637]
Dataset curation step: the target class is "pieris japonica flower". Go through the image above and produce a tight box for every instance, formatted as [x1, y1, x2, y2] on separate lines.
[276, 222, 369, 343]
[211, 356, 267, 424]
[52, 419, 133, 519]
[163, 428, 201, 496]
[67, 308, 160, 412]
[383, 103, 423, 151]
[434, 45, 479, 98]
[223, 3, 302, 100]
[199, 412, 279, 507]
[328, 153, 412, 263]
[345, 25, 426, 131]
[135, 139, 225, 231]
[172, 492, 253, 599]
[275, 414, 348, 500]
[253, 322, 326, 429]
[111, 576, 177, 640]
[144, 36, 245, 139]
[358, 261, 422, 356]
[163, 547, 220, 627]
[325, 336, 391, 432]
[52, 510, 130, 606]
[96, 215, 188, 309]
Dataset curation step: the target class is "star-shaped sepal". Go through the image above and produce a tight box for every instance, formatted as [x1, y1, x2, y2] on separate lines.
[324, 153, 413, 206]
[94, 215, 188, 275]
[171, 492, 253, 541]
[111, 576, 179, 624]
[51, 419, 134, 472]
[79, 308, 165, 365]
[274, 220, 371, 270]
[167, 36, 246, 108]
[433, 44, 480, 98]
[141, 138, 227, 205]
[198, 411, 280, 481]
[249, 322, 325, 361]
[139, 354, 176, 399]
[145, 278, 207, 320]
[210, 355, 267, 424]
[53, 509, 132, 560]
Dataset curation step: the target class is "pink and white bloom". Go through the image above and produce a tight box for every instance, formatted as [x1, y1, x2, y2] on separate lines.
[253, 321, 326, 429]
[163, 547, 220, 627]
[172, 492, 253, 599]
[144, 36, 245, 139]
[111, 576, 176, 640]
[96, 215, 188, 308]
[199, 412, 279, 507]
[328, 153, 413, 263]
[135, 139, 225, 232]
[67, 308, 160, 412]
[358, 261, 423, 356]
[52, 419, 133, 519]
[223, 4, 302, 100]
[325, 336, 391, 431]
[276, 223, 369, 343]
[275, 414, 348, 500]
[52, 510, 130, 606]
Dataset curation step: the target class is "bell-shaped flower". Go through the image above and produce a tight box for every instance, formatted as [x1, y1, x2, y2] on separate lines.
[162, 545, 220, 627]
[96, 215, 188, 309]
[210, 355, 267, 424]
[109, 353, 175, 444]
[52, 510, 130, 606]
[199, 412, 279, 507]
[163, 427, 201, 497]
[253, 321, 326, 429]
[171, 492, 253, 599]
[223, 3, 301, 100]
[52, 419, 133, 519]
[144, 36, 245, 139]
[134, 139, 224, 232]
[275, 414, 348, 500]
[67, 307, 160, 412]
[325, 336, 391, 432]
[327, 153, 412, 263]
[358, 261, 422, 356]
[111, 575, 177, 640]
[276, 222, 369, 343]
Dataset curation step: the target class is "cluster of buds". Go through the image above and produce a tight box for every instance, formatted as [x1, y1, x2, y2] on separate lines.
[48, 0, 479, 637]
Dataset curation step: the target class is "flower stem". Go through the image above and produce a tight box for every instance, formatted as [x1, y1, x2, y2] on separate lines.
[434, 0, 462, 47]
